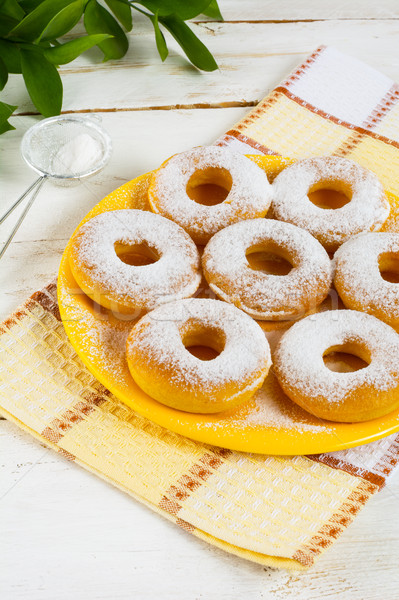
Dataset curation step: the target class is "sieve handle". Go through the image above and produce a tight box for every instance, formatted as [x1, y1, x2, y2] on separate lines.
[0, 176, 44, 225]
[0, 177, 47, 260]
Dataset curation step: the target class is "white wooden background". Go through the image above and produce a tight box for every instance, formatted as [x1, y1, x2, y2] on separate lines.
[2, 2, 399, 598]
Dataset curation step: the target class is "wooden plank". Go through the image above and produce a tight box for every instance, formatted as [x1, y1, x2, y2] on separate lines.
[2, 20, 399, 114]
[0, 107, 248, 320]
[1, 418, 399, 599]
[202, 0, 399, 21]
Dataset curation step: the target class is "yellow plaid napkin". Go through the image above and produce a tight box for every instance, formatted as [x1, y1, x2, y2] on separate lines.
[1, 46, 399, 570]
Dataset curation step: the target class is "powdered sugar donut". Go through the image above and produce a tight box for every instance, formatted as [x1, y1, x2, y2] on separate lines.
[148, 146, 273, 245]
[274, 310, 399, 422]
[202, 219, 333, 320]
[272, 157, 389, 252]
[126, 298, 272, 413]
[69, 209, 201, 314]
[334, 232, 399, 329]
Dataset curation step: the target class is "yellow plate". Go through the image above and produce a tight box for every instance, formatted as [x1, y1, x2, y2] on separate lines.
[58, 155, 399, 455]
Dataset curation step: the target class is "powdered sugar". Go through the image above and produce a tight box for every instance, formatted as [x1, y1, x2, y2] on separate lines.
[126, 298, 271, 397]
[272, 156, 390, 251]
[245, 383, 326, 431]
[334, 232, 399, 327]
[274, 310, 399, 407]
[203, 378, 327, 433]
[149, 146, 272, 244]
[51, 132, 103, 176]
[69, 209, 201, 311]
[85, 320, 132, 385]
[202, 218, 332, 320]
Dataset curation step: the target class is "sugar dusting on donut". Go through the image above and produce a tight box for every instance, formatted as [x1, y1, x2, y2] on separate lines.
[202, 219, 332, 319]
[275, 310, 399, 406]
[149, 146, 272, 244]
[272, 156, 390, 251]
[153, 146, 266, 205]
[334, 232, 399, 325]
[69, 209, 201, 310]
[65, 294, 326, 431]
[127, 298, 270, 392]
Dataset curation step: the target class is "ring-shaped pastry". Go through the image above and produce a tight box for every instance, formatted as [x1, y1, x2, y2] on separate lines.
[148, 146, 273, 245]
[274, 310, 399, 422]
[202, 219, 333, 320]
[69, 209, 201, 314]
[272, 156, 389, 252]
[334, 232, 399, 329]
[126, 298, 272, 413]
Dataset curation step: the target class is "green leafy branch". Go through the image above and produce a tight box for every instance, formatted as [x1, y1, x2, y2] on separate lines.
[0, 0, 222, 134]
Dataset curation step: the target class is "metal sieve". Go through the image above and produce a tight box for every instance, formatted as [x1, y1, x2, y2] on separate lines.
[0, 114, 112, 259]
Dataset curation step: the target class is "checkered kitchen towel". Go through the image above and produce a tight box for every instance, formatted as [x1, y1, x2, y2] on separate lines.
[1, 46, 399, 570]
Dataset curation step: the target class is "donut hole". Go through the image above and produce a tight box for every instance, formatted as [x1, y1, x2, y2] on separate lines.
[323, 342, 370, 373]
[245, 243, 293, 276]
[186, 167, 232, 206]
[308, 181, 352, 210]
[378, 252, 399, 283]
[114, 241, 160, 266]
[182, 325, 226, 361]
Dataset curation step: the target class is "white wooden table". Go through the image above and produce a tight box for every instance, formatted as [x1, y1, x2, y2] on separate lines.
[2, 3, 399, 598]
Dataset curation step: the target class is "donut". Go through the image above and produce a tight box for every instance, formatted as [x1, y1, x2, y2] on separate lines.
[271, 156, 389, 252]
[274, 310, 399, 422]
[69, 209, 201, 314]
[334, 232, 399, 329]
[202, 219, 333, 320]
[126, 298, 272, 413]
[148, 146, 273, 245]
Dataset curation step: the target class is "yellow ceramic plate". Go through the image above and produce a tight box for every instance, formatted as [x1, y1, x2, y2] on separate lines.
[58, 155, 399, 455]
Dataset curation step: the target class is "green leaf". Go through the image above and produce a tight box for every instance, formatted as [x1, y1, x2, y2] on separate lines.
[0, 13, 19, 35]
[0, 119, 15, 134]
[8, 0, 75, 41]
[138, 0, 211, 20]
[0, 40, 21, 72]
[44, 34, 111, 64]
[149, 10, 168, 61]
[0, 121, 15, 134]
[105, 0, 132, 31]
[39, 0, 85, 41]
[18, 0, 45, 12]
[160, 14, 217, 71]
[147, 11, 169, 62]
[20, 48, 63, 116]
[84, 0, 128, 61]
[0, 100, 16, 134]
[201, 0, 223, 20]
[0, 56, 9, 90]
[0, 0, 25, 20]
